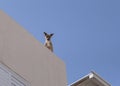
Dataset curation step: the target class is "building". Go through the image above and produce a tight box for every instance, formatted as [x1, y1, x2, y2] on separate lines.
[0, 10, 67, 86]
[0, 10, 111, 86]
[69, 71, 111, 86]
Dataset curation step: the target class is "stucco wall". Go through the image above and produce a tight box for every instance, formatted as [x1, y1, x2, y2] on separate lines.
[0, 10, 67, 86]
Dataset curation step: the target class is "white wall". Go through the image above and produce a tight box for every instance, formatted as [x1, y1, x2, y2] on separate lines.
[0, 10, 67, 86]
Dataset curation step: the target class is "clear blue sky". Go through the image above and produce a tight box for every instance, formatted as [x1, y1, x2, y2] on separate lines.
[1, 0, 120, 86]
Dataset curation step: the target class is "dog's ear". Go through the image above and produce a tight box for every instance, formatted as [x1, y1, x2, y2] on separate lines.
[44, 32, 47, 36]
[50, 33, 54, 37]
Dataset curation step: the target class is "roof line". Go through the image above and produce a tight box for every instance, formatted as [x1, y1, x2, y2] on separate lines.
[68, 71, 111, 86]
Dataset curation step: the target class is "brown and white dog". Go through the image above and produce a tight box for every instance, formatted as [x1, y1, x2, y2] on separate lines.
[44, 32, 54, 52]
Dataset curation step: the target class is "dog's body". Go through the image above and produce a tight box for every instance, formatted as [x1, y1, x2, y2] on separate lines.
[44, 32, 54, 52]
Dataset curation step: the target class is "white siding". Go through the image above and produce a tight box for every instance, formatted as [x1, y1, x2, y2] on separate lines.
[0, 63, 30, 86]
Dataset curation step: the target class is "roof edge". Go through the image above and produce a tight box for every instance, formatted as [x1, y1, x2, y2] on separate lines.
[68, 71, 111, 86]
[90, 71, 111, 86]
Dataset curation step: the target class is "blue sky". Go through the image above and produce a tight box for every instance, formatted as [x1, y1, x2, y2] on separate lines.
[1, 0, 120, 85]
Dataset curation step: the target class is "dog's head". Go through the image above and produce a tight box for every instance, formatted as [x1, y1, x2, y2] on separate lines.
[44, 32, 54, 41]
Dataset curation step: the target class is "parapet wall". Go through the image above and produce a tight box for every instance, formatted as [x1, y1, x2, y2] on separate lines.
[0, 10, 67, 86]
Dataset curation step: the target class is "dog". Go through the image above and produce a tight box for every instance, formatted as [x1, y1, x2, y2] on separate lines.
[44, 32, 54, 52]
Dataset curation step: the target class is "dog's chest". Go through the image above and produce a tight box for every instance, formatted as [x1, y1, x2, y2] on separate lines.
[45, 41, 52, 47]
